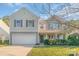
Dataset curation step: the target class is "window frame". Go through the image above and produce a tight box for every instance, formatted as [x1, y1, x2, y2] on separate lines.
[26, 20, 34, 27]
[14, 19, 23, 27]
[48, 21, 60, 30]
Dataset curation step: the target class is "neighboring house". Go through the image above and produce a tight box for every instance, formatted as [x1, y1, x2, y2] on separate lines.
[9, 7, 68, 45]
[0, 20, 9, 40]
[9, 7, 39, 45]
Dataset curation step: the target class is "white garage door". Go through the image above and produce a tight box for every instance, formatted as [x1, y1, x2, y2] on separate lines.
[12, 33, 37, 44]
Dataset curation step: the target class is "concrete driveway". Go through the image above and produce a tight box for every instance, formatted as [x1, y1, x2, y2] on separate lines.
[0, 46, 32, 56]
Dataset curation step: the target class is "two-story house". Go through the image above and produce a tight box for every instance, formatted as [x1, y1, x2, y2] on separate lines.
[9, 7, 39, 45]
[9, 7, 66, 45]
[38, 16, 66, 43]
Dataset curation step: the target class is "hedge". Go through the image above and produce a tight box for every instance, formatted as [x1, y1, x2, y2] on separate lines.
[0, 40, 9, 45]
[44, 39, 67, 45]
[44, 34, 79, 45]
[44, 39, 50, 45]
[3, 40, 9, 45]
[0, 40, 2, 44]
[67, 34, 79, 45]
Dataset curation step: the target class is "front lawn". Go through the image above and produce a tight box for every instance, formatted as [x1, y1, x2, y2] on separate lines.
[28, 45, 79, 56]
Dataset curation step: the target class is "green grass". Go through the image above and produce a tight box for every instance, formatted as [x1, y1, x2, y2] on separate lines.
[28, 45, 79, 56]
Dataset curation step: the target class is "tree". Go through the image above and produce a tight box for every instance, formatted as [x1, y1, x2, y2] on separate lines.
[2, 16, 9, 26]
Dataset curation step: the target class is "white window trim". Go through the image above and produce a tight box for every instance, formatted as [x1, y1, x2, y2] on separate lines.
[26, 20, 34, 28]
[14, 19, 22, 27]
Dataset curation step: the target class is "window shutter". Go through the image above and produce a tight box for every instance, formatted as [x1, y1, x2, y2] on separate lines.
[14, 20, 16, 27]
[26, 20, 28, 27]
[21, 20, 22, 27]
[32, 20, 34, 27]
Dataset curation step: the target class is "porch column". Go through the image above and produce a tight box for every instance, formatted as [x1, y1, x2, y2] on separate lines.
[36, 33, 40, 44]
[50, 35, 52, 39]
[38, 34, 40, 43]
[55, 34, 58, 39]
[53, 35, 55, 39]
[50, 35, 53, 39]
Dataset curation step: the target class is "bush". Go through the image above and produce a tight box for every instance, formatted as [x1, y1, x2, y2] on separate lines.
[60, 39, 67, 45]
[49, 40, 53, 45]
[0, 40, 2, 44]
[3, 40, 9, 45]
[68, 54, 74, 56]
[51, 39, 67, 45]
[67, 34, 79, 45]
[51, 39, 56, 45]
[44, 39, 50, 45]
[56, 40, 61, 45]
[44, 39, 67, 45]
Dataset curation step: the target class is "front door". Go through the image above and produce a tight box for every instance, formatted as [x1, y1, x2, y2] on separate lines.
[40, 35, 44, 43]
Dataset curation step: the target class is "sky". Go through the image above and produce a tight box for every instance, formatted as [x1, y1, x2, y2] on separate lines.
[0, 3, 79, 20]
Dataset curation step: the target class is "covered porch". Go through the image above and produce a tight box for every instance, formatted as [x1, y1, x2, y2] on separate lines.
[39, 32, 65, 43]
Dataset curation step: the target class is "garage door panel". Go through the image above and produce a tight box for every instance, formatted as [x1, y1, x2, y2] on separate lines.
[12, 33, 37, 44]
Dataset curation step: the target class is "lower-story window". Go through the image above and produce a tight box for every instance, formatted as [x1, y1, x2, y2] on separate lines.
[59, 35, 63, 39]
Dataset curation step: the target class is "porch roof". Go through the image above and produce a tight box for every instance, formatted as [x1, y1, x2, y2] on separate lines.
[38, 29, 66, 34]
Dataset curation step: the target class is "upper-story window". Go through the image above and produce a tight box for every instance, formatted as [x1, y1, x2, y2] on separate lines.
[48, 22, 59, 30]
[14, 20, 22, 27]
[26, 20, 34, 27]
[40, 24, 44, 29]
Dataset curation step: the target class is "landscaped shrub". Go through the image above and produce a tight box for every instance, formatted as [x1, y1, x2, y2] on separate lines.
[67, 34, 79, 45]
[44, 39, 69, 45]
[68, 53, 74, 56]
[0, 40, 2, 44]
[44, 39, 50, 45]
[44, 39, 67, 45]
[56, 39, 61, 45]
[51, 39, 57, 45]
[49, 40, 53, 45]
[51, 39, 67, 45]
[60, 39, 67, 45]
[3, 40, 9, 45]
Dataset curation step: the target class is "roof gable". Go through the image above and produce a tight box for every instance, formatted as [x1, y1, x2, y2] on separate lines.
[9, 7, 39, 20]
[47, 15, 65, 23]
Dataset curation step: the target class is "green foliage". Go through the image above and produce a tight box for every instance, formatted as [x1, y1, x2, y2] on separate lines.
[52, 39, 67, 45]
[44, 39, 67, 45]
[67, 34, 79, 45]
[3, 40, 9, 45]
[50, 39, 56, 45]
[44, 39, 50, 45]
[2, 16, 9, 26]
[0, 40, 9, 45]
[43, 33, 79, 45]
[0, 40, 2, 44]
